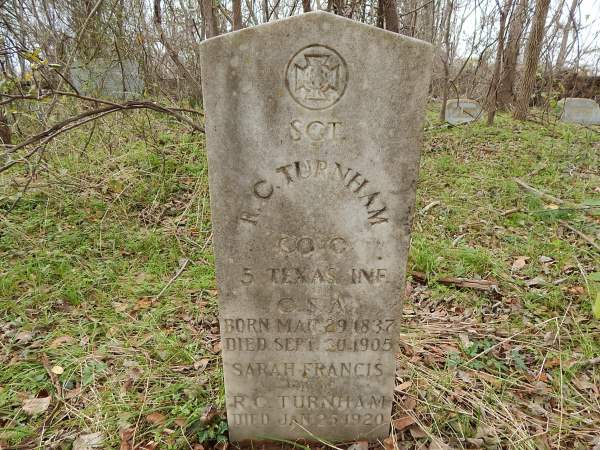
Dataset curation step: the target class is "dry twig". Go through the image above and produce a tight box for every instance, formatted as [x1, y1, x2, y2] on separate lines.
[410, 271, 499, 291]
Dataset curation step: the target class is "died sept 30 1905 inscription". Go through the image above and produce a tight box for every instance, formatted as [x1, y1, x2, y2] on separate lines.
[199, 12, 433, 442]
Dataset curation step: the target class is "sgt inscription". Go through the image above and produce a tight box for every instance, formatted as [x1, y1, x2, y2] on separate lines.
[200, 11, 432, 443]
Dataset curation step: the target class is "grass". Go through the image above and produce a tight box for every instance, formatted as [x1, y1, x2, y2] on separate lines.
[1, 100, 599, 449]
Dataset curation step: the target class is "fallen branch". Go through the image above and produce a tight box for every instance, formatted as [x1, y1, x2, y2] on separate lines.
[1, 98, 204, 175]
[500, 207, 521, 216]
[513, 178, 565, 205]
[559, 220, 600, 253]
[155, 258, 190, 300]
[578, 356, 600, 368]
[410, 271, 499, 291]
[420, 200, 441, 214]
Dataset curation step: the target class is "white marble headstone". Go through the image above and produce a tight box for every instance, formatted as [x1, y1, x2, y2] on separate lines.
[558, 98, 600, 125]
[446, 99, 482, 125]
[200, 11, 432, 442]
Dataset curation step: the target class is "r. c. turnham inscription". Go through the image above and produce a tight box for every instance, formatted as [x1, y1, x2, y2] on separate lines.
[200, 11, 432, 443]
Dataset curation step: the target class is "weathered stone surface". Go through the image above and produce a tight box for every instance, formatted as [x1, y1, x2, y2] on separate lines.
[200, 11, 432, 442]
[558, 98, 600, 125]
[445, 99, 482, 125]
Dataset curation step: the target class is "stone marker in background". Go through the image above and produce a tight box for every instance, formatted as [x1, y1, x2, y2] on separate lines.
[200, 11, 432, 442]
[445, 99, 482, 125]
[558, 98, 600, 125]
[70, 59, 144, 98]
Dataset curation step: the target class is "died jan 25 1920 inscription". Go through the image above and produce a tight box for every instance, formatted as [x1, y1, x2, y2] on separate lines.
[200, 11, 433, 442]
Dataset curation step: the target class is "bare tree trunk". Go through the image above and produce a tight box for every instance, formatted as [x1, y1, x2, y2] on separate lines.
[383, 0, 399, 32]
[201, 0, 220, 37]
[0, 110, 11, 146]
[333, 0, 345, 15]
[302, 0, 312, 12]
[439, 0, 453, 122]
[487, 0, 512, 125]
[513, 0, 550, 120]
[233, 0, 243, 29]
[420, 0, 434, 42]
[498, 0, 528, 109]
[555, 0, 578, 70]
[377, 0, 384, 27]
[155, 0, 203, 100]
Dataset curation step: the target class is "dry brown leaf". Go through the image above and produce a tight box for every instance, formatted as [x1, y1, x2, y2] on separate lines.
[119, 427, 134, 450]
[15, 331, 34, 343]
[458, 333, 470, 348]
[394, 381, 412, 392]
[383, 437, 395, 450]
[567, 285, 585, 295]
[212, 341, 222, 354]
[543, 331, 556, 344]
[64, 386, 81, 400]
[392, 415, 416, 431]
[573, 376, 595, 390]
[544, 357, 561, 369]
[49, 335, 75, 348]
[174, 417, 187, 427]
[146, 412, 167, 425]
[348, 441, 369, 450]
[200, 404, 218, 424]
[511, 256, 528, 272]
[466, 438, 484, 447]
[133, 297, 153, 311]
[429, 440, 452, 450]
[73, 432, 104, 450]
[525, 276, 546, 287]
[474, 425, 495, 439]
[409, 424, 427, 439]
[22, 396, 51, 415]
[113, 302, 128, 312]
[194, 358, 210, 371]
[402, 396, 417, 411]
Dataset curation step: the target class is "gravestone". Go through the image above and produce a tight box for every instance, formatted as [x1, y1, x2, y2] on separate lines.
[70, 59, 144, 98]
[200, 11, 432, 442]
[558, 98, 600, 125]
[445, 99, 482, 125]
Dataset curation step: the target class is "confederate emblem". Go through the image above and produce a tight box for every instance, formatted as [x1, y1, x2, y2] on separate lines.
[285, 45, 348, 110]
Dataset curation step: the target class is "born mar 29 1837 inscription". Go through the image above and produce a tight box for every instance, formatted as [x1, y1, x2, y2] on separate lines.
[199, 12, 433, 443]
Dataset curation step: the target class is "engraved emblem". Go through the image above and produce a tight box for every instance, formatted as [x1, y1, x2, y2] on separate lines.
[286, 45, 348, 110]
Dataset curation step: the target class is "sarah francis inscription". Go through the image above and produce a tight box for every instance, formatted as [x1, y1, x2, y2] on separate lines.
[200, 11, 432, 443]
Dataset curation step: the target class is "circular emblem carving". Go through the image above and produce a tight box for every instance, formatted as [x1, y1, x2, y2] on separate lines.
[285, 44, 348, 110]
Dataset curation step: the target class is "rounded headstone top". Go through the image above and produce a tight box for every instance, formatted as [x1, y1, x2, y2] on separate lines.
[445, 99, 482, 125]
